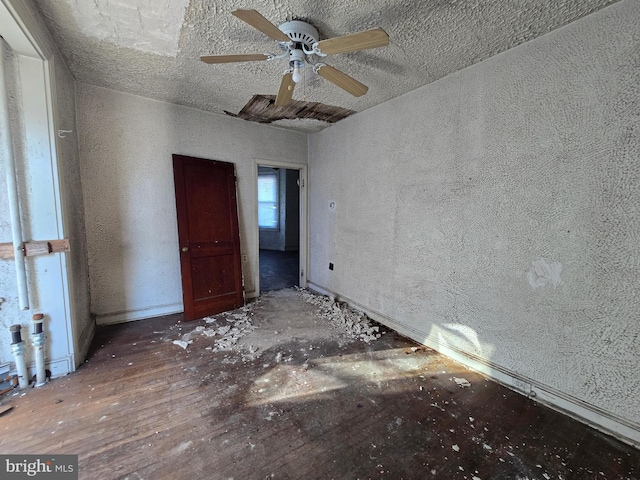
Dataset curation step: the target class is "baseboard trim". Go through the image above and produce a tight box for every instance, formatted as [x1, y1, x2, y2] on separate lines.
[96, 302, 183, 326]
[307, 281, 640, 448]
[13, 356, 74, 381]
[47, 356, 74, 379]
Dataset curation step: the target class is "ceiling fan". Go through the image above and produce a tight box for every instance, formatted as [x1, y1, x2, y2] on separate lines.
[200, 9, 389, 107]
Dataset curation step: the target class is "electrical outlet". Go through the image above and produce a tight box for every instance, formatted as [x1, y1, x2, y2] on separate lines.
[329, 263, 334, 271]
[242, 255, 247, 263]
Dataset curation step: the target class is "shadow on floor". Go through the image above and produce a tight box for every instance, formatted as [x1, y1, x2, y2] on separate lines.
[4, 290, 640, 479]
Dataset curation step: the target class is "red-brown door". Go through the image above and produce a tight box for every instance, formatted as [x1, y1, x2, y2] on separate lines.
[173, 155, 244, 320]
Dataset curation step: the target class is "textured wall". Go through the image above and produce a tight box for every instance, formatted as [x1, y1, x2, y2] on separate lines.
[308, 0, 640, 427]
[49, 39, 94, 366]
[0, 0, 92, 373]
[76, 84, 307, 322]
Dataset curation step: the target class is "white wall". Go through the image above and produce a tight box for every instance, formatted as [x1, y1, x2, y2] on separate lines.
[54, 50, 94, 364]
[0, 0, 92, 376]
[76, 84, 307, 324]
[308, 1, 640, 443]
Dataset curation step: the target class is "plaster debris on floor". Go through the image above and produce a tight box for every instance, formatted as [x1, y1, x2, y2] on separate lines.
[297, 287, 386, 343]
[6, 286, 640, 479]
[453, 377, 472, 388]
[171, 288, 386, 359]
[172, 339, 192, 350]
[172, 302, 259, 358]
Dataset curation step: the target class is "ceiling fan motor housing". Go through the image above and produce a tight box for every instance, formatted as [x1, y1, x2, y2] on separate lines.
[278, 20, 319, 49]
[289, 48, 305, 64]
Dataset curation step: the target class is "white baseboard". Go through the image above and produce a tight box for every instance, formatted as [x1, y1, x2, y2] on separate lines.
[47, 356, 74, 379]
[95, 294, 262, 325]
[307, 281, 640, 449]
[96, 302, 183, 326]
[10, 355, 75, 382]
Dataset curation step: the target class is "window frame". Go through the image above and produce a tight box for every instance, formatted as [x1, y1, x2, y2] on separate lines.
[257, 169, 280, 230]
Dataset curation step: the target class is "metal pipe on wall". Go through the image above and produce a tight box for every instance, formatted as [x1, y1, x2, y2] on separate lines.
[0, 38, 29, 310]
[32, 313, 46, 387]
[10, 324, 28, 388]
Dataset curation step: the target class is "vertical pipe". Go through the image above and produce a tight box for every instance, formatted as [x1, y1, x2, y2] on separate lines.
[10, 325, 29, 389]
[32, 314, 46, 387]
[0, 39, 29, 310]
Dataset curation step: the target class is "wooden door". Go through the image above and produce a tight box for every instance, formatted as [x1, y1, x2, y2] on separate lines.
[173, 155, 244, 321]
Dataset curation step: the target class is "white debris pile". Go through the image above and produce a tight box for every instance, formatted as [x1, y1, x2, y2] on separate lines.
[453, 377, 471, 388]
[274, 351, 293, 363]
[241, 345, 261, 362]
[298, 288, 385, 343]
[172, 339, 192, 350]
[172, 303, 258, 353]
[210, 306, 257, 352]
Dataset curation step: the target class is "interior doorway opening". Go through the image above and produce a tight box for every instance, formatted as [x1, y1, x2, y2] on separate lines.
[257, 165, 300, 293]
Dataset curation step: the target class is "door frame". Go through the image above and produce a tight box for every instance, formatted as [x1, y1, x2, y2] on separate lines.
[253, 160, 308, 297]
[0, 0, 79, 373]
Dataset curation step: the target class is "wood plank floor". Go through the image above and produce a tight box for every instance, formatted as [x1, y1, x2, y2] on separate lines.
[1, 289, 639, 479]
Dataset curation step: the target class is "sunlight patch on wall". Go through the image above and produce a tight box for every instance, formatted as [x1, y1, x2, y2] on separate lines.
[435, 325, 495, 360]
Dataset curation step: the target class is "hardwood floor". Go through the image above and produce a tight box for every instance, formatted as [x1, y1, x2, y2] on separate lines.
[1, 289, 638, 479]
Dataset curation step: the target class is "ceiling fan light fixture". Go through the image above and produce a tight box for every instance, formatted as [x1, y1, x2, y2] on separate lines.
[289, 48, 305, 84]
[292, 63, 303, 83]
[201, 10, 389, 107]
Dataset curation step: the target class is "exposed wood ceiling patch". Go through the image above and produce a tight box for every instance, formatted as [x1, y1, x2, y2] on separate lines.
[225, 95, 356, 125]
[35, 0, 619, 132]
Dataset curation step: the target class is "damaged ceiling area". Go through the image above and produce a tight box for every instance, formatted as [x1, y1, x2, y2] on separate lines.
[224, 95, 355, 129]
[35, 0, 619, 132]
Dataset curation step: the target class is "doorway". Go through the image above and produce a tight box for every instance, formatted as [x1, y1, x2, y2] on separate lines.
[256, 163, 306, 293]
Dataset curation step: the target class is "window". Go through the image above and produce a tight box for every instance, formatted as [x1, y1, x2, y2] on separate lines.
[258, 170, 279, 229]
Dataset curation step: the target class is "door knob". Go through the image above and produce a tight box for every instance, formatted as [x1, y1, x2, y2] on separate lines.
[181, 246, 189, 252]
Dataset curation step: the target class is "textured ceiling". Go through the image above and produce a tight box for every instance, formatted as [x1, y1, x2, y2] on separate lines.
[36, 0, 618, 132]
